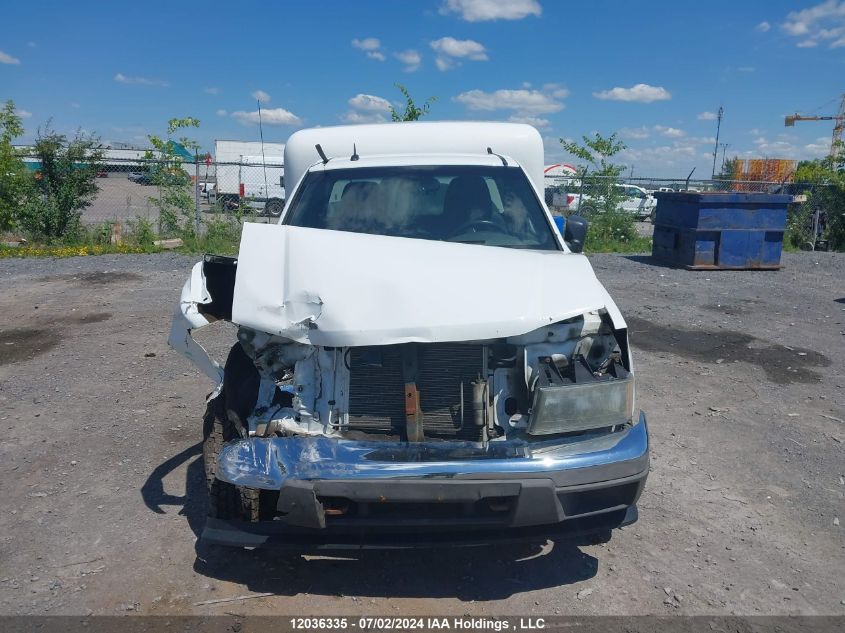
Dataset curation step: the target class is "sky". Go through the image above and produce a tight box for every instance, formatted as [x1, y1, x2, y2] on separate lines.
[2, 0, 844, 177]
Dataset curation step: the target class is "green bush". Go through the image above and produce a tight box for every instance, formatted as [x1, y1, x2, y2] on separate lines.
[0, 101, 28, 232]
[127, 216, 157, 247]
[16, 128, 103, 242]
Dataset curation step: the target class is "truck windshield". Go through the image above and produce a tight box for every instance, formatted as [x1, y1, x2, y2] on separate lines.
[283, 165, 560, 250]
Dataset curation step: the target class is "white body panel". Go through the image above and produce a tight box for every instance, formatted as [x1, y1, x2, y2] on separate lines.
[231, 223, 624, 347]
[283, 122, 545, 199]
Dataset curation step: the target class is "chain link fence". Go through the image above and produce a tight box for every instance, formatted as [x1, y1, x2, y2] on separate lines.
[544, 175, 839, 250]
[19, 155, 283, 234]
[16, 153, 842, 251]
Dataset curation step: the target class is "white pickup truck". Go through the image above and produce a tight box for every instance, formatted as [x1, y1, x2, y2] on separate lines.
[170, 121, 648, 549]
[560, 183, 657, 221]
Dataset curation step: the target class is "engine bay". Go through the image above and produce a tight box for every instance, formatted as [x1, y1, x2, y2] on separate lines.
[233, 310, 634, 444]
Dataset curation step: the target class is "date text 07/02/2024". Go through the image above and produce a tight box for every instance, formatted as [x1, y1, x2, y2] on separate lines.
[289, 617, 548, 631]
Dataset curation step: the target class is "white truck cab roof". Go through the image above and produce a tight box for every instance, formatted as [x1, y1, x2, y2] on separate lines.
[284, 121, 545, 198]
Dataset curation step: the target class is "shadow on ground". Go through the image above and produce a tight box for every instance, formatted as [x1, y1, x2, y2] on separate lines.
[141, 446, 599, 601]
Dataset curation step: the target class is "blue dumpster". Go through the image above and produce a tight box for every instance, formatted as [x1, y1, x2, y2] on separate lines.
[651, 192, 791, 270]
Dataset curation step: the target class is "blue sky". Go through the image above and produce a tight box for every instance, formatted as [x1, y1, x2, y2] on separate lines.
[2, 0, 844, 177]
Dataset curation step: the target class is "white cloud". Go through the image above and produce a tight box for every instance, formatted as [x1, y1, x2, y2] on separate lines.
[620, 125, 685, 140]
[348, 93, 391, 112]
[454, 88, 565, 115]
[430, 36, 488, 70]
[435, 56, 454, 71]
[231, 107, 302, 126]
[738, 134, 830, 160]
[430, 36, 488, 60]
[756, 21, 771, 32]
[352, 37, 386, 61]
[543, 83, 570, 99]
[352, 37, 381, 51]
[204, 87, 220, 95]
[216, 109, 228, 117]
[697, 111, 718, 121]
[593, 83, 671, 103]
[618, 142, 699, 171]
[251, 89, 271, 103]
[394, 49, 422, 72]
[507, 115, 550, 129]
[440, 0, 542, 22]
[0, 50, 20, 65]
[70, 102, 80, 109]
[341, 110, 388, 124]
[18, 109, 32, 118]
[687, 136, 716, 145]
[114, 72, 168, 87]
[342, 93, 392, 124]
[804, 136, 833, 155]
[654, 125, 685, 138]
[620, 127, 651, 140]
[781, 0, 845, 48]
[737, 66, 756, 72]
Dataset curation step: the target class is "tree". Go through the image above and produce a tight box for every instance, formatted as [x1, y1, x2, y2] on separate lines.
[145, 117, 200, 236]
[16, 125, 103, 241]
[560, 132, 638, 247]
[390, 83, 437, 122]
[0, 100, 28, 231]
[714, 157, 738, 182]
[788, 152, 845, 251]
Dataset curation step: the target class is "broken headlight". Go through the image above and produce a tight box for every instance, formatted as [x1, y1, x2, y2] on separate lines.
[527, 355, 634, 435]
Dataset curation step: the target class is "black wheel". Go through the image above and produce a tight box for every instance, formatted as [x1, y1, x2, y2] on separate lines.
[202, 343, 264, 521]
[265, 198, 284, 217]
[648, 208, 656, 223]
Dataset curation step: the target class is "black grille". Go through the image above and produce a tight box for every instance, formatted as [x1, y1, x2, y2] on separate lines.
[347, 343, 485, 440]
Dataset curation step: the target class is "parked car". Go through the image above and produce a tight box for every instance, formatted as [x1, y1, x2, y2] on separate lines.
[128, 171, 151, 185]
[565, 183, 657, 220]
[170, 122, 649, 549]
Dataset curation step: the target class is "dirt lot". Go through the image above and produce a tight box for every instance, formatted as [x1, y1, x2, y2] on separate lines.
[0, 250, 842, 616]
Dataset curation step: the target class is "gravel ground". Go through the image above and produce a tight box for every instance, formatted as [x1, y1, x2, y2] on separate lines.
[0, 250, 842, 616]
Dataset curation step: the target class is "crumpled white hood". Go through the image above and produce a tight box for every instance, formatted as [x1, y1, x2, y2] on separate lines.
[231, 224, 625, 346]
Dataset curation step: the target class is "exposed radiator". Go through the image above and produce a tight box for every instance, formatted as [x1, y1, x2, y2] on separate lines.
[347, 343, 485, 440]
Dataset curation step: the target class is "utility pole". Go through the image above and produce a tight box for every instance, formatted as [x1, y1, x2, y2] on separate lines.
[711, 106, 724, 178]
[257, 99, 269, 203]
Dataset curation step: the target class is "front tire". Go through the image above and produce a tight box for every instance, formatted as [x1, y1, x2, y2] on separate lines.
[202, 343, 265, 522]
[265, 198, 284, 218]
[202, 393, 261, 521]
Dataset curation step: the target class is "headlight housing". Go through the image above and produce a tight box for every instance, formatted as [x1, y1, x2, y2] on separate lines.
[527, 374, 634, 435]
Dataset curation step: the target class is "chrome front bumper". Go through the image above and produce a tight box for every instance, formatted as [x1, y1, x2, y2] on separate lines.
[206, 414, 648, 545]
[217, 412, 649, 489]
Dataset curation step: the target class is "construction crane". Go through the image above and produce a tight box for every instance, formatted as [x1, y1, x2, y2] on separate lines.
[784, 93, 845, 157]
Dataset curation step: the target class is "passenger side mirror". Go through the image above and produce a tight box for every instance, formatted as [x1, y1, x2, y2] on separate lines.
[564, 215, 588, 253]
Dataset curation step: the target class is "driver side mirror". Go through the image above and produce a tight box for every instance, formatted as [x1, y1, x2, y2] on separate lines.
[564, 215, 588, 253]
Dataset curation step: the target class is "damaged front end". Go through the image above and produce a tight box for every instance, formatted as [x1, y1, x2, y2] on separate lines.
[169, 227, 648, 548]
